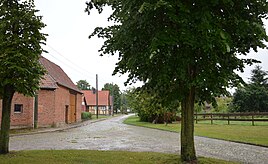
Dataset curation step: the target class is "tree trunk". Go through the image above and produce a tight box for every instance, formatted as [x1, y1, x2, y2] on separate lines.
[181, 86, 197, 163]
[0, 85, 15, 154]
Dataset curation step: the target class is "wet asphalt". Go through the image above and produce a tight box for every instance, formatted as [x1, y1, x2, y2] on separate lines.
[10, 114, 268, 164]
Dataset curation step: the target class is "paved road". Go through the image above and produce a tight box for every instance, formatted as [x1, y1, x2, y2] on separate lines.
[10, 115, 268, 164]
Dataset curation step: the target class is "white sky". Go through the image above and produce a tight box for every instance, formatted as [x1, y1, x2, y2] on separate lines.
[34, 0, 268, 91]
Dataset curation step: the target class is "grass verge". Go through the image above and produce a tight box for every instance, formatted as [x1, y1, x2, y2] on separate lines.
[0, 150, 236, 164]
[124, 116, 268, 147]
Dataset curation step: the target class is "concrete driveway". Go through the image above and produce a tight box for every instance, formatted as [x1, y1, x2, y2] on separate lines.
[10, 114, 268, 164]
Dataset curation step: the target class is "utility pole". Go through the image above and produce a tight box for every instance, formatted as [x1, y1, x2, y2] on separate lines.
[96, 74, 99, 119]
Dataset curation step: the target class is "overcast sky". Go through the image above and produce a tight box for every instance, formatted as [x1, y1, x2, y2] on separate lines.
[34, 0, 268, 91]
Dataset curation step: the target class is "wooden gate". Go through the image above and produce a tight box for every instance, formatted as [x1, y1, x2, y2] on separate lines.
[69, 93, 76, 123]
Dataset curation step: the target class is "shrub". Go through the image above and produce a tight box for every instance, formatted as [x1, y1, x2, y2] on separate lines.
[81, 112, 92, 120]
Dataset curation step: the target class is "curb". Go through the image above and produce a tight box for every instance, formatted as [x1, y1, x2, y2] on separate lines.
[10, 118, 108, 137]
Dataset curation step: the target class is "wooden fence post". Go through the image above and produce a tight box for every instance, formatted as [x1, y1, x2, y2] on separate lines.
[252, 115, 254, 126]
[228, 114, 230, 125]
[211, 113, 213, 124]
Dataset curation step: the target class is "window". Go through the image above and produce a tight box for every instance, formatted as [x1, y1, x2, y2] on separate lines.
[14, 104, 23, 113]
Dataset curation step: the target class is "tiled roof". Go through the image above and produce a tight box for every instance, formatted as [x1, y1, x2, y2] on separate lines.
[40, 73, 58, 89]
[83, 90, 110, 106]
[39, 56, 82, 93]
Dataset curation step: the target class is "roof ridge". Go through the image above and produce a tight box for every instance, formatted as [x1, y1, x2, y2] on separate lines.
[39, 56, 82, 93]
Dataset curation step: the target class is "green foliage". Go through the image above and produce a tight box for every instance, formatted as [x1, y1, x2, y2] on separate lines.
[86, 0, 268, 104]
[86, 0, 268, 162]
[231, 66, 268, 112]
[195, 97, 232, 113]
[81, 112, 92, 120]
[120, 92, 128, 114]
[0, 0, 46, 96]
[250, 65, 268, 85]
[213, 97, 232, 113]
[124, 87, 140, 113]
[76, 80, 91, 90]
[102, 83, 121, 113]
[125, 88, 179, 123]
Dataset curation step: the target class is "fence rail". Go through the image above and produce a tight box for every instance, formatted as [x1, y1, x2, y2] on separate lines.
[194, 112, 268, 126]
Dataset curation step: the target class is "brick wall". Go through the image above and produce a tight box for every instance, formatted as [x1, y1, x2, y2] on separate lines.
[76, 93, 82, 122]
[38, 89, 56, 127]
[54, 86, 70, 126]
[54, 86, 82, 126]
[0, 87, 82, 129]
[11, 93, 34, 127]
[0, 93, 34, 128]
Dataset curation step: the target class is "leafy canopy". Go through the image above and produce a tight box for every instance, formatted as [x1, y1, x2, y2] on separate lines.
[102, 83, 121, 112]
[0, 0, 47, 96]
[86, 0, 268, 162]
[76, 80, 91, 90]
[125, 87, 179, 123]
[86, 0, 268, 104]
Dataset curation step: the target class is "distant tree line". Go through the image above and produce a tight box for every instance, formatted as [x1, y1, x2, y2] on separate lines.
[76, 80, 122, 114]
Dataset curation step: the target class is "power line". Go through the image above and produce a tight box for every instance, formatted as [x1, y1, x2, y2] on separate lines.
[46, 44, 96, 79]
[44, 52, 91, 79]
[44, 44, 124, 87]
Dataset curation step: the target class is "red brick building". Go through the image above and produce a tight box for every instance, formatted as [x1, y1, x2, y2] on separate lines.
[82, 90, 113, 115]
[0, 56, 83, 129]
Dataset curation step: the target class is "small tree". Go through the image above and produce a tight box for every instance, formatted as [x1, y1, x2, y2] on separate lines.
[0, 0, 46, 154]
[250, 65, 268, 86]
[125, 88, 179, 123]
[76, 80, 91, 90]
[232, 66, 268, 112]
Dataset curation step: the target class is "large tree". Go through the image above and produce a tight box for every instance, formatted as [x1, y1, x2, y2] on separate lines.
[0, 0, 46, 154]
[76, 80, 91, 90]
[102, 83, 121, 114]
[86, 1, 268, 162]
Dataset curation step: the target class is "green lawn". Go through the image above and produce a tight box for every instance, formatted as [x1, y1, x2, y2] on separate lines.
[0, 150, 236, 164]
[124, 116, 268, 147]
